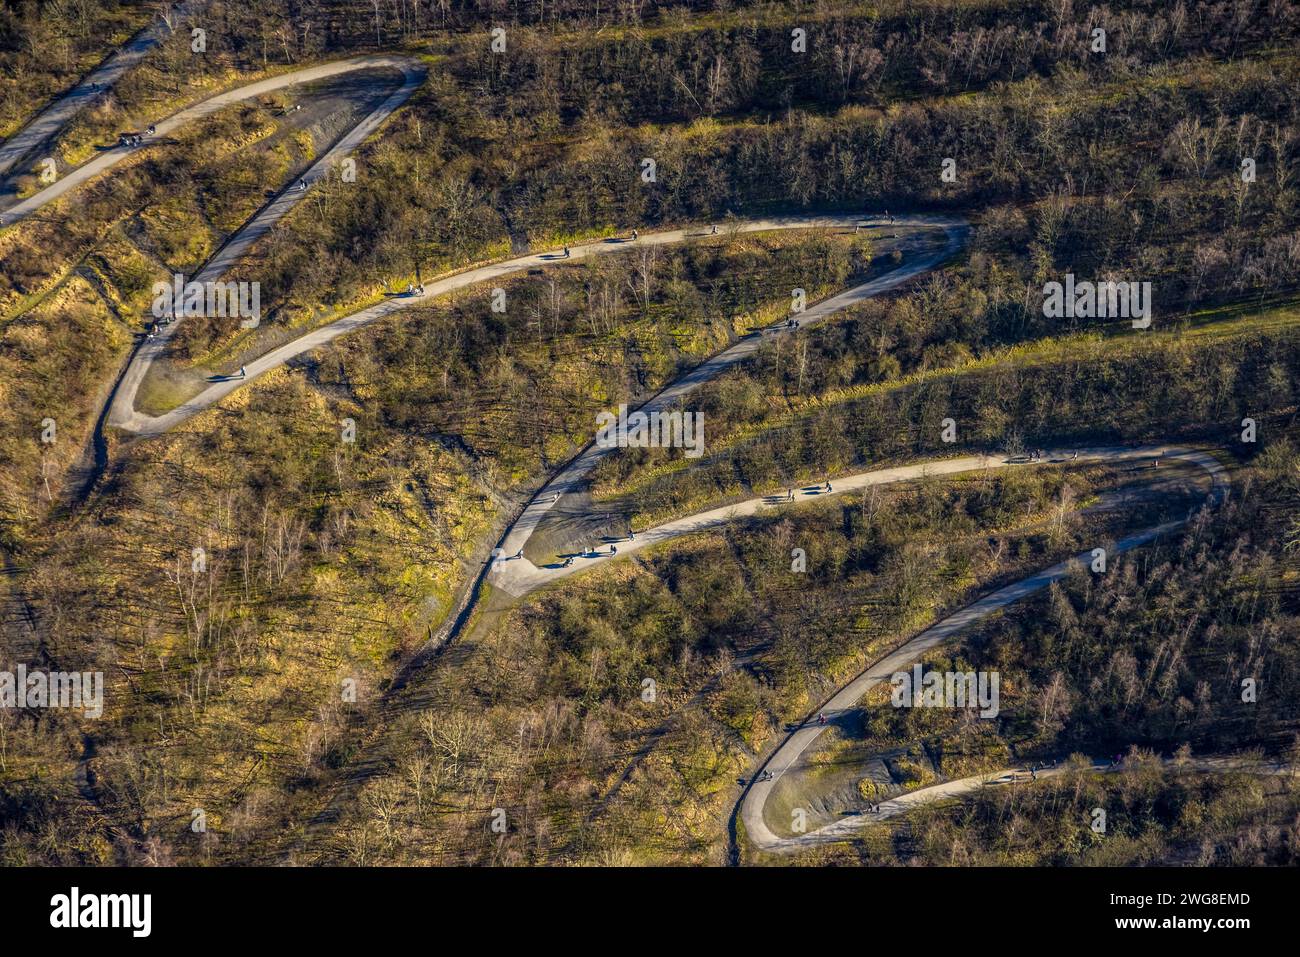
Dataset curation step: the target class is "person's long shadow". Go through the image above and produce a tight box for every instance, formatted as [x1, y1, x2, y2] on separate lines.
[206, 373, 245, 383]
[793, 712, 844, 733]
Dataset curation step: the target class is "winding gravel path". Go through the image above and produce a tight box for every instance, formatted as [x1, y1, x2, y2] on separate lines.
[737, 447, 1228, 854]
[97, 55, 426, 434]
[0, 0, 205, 179]
[480, 214, 968, 586]
[109, 213, 966, 435]
[4, 54, 426, 455]
[767, 754, 1293, 853]
[488, 445, 1217, 597]
[3, 54, 423, 227]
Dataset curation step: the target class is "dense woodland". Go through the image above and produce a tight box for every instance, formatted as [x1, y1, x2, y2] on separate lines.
[1, 0, 1299, 866]
[809, 754, 1300, 866]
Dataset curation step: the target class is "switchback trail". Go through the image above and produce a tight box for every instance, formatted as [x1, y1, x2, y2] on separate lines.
[763, 753, 1292, 854]
[0, 0, 206, 179]
[107, 213, 966, 435]
[735, 447, 1228, 856]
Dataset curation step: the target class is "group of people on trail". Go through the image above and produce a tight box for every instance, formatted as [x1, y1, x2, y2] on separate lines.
[758, 770, 775, 782]
[146, 310, 174, 338]
[120, 125, 157, 148]
[855, 210, 897, 233]
[781, 480, 830, 500]
[1027, 758, 1060, 780]
[552, 221, 749, 264]
[1029, 448, 1085, 464]
[784, 317, 800, 330]
[550, 523, 638, 571]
